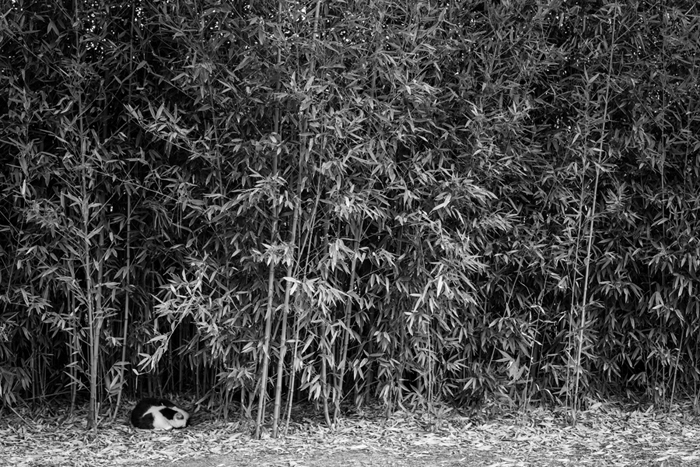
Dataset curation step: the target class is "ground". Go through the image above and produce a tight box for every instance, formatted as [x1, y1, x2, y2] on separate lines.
[2, 400, 699, 466]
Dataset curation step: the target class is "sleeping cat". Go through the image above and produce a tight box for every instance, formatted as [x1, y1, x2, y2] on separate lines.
[130, 398, 190, 430]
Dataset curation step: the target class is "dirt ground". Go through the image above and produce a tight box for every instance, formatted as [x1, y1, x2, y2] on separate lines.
[3, 401, 699, 466]
[165, 449, 485, 467]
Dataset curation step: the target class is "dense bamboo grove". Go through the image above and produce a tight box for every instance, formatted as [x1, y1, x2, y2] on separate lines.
[2, 0, 700, 432]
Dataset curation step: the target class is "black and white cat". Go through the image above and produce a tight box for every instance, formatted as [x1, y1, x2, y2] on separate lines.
[130, 398, 190, 430]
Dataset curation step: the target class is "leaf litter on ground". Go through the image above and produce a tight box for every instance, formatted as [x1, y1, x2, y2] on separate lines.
[2, 400, 700, 466]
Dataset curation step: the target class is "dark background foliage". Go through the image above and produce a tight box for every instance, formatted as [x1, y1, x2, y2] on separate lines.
[1, 0, 700, 433]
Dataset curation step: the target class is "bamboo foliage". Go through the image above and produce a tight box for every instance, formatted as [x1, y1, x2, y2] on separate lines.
[2, 0, 700, 429]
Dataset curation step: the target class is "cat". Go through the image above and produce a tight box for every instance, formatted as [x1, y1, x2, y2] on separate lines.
[130, 398, 190, 430]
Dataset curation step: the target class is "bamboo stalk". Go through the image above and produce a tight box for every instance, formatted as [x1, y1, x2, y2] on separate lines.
[571, 11, 617, 423]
